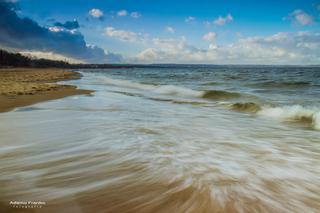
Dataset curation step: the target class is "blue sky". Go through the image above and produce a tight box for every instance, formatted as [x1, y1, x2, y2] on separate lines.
[1, 0, 320, 64]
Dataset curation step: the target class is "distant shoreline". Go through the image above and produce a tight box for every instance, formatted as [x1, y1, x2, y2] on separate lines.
[0, 68, 93, 113]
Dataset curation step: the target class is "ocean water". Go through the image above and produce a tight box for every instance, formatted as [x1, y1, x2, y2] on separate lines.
[0, 65, 320, 213]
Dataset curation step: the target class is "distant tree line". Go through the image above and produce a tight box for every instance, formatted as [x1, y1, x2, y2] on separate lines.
[0, 49, 71, 68]
[1, 49, 234, 69]
[0, 49, 158, 69]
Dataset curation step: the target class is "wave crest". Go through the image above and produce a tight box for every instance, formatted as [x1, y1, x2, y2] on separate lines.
[258, 105, 320, 130]
[202, 90, 241, 100]
[229, 102, 320, 130]
[231, 102, 262, 113]
[154, 85, 202, 97]
[98, 76, 243, 99]
[97, 76, 320, 130]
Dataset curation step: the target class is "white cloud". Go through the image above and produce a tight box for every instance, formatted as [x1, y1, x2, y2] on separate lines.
[117, 10, 128, 17]
[105, 27, 138, 42]
[151, 37, 191, 55]
[136, 48, 159, 61]
[134, 31, 320, 65]
[289, 10, 314, 26]
[185, 16, 196, 23]
[104, 27, 148, 43]
[135, 37, 203, 63]
[203, 32, 216, 42]
[264, 32, 288, 42]
[48, 26, 78, 34]
[214, 14, 233, 26]
[131, 12, 141, 18]
[49, 26, 63, 32]
[209, 44, 217, 50]
[165, 26, 175, 33]
[89, 8, 104, 18]
[203, 32, 217, 49]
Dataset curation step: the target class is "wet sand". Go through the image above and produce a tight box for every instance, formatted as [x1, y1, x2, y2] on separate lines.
[0, 68, 93, 112]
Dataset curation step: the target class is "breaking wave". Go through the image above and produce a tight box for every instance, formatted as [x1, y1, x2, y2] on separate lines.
[97, 76, 320, 130]
[258, 105, 320, 130]
[230, 102, 320, 130]
[98, 76, 241, 100]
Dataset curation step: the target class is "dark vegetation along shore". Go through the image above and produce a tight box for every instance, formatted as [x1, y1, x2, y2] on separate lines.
[0, 49, 71, 68]
[0, 49, 164, 69]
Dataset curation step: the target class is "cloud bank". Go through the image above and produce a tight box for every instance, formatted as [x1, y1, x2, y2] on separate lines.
[0, 2, 121, 63]
[134, 31, 320, 65]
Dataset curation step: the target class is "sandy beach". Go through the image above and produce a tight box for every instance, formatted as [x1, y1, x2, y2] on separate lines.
[0, 68, 93, 112]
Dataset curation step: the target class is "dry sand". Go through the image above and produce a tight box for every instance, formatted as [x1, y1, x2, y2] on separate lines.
[0, 68, 93, 112]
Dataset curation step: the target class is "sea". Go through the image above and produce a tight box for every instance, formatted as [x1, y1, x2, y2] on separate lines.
[0, 65, 320, 213]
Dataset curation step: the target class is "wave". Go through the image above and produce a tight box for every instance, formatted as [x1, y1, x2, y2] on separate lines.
[230, 102, 320, 130]
[202, 90, 241, 100]
[258, 105, 320, 130]
[230, 102, 262, 113]
[154, 85, 202, 97]
[97, 76, 156, 91]
[98, 76, 241, 100]
[98, 76, 320, 130]
[99, 76, 202, 97]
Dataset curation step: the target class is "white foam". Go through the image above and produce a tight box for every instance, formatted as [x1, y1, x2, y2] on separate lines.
[99, 76, 203, 98]
[258, 105, 320, 130]
[312, 112, 320, 130]
[154, 85, 202, 97]
[99, 76, 155, 91]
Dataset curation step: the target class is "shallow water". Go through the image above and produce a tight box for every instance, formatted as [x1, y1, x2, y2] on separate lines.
[0, 65, 320, 213]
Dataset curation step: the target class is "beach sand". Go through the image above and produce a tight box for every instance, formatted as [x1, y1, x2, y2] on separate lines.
[0, 68, 93, 112]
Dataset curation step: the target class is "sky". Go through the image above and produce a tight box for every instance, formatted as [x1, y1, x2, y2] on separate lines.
[0, 0, 320, 64]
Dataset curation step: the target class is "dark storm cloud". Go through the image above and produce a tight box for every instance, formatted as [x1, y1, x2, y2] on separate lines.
[0, 1, 122, 63]
[54, 20, 80, 30]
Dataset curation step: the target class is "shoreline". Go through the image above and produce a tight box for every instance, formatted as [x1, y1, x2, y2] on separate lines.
[0, 68, 93, 112]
